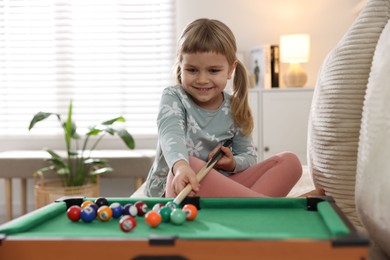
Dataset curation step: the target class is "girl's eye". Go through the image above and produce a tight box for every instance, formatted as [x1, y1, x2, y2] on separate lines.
[210, 69, 221, 74]
[185, 68, 197, 73]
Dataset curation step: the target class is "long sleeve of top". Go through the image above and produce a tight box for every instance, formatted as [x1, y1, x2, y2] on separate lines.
[144, 85, 257, 197]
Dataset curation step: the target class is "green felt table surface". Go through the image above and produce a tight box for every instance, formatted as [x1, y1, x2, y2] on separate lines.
[0, 197, 350, 241]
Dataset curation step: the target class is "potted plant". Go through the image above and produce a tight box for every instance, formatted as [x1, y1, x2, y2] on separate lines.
[28, 100, 135, 207]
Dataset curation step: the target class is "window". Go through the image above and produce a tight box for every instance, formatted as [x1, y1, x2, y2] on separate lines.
[0, 0, 176, 142]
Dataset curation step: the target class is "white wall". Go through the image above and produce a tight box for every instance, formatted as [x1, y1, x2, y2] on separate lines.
[176, 0, 360, 88]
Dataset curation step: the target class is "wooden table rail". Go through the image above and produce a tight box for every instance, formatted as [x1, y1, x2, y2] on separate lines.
[0, 150, 155, 221]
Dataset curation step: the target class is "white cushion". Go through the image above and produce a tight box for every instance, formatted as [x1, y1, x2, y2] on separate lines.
[356, 17, 390, 258]
[307, 0, 390, 228]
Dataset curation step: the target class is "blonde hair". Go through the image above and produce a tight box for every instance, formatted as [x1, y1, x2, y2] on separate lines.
[175, 18, 253, 136]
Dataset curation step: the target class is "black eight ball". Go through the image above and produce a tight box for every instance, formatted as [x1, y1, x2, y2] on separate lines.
[94, 197, 109, 207]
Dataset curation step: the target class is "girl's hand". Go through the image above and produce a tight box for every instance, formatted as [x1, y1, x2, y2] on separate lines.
[208, 145, 236, 172]
[172, 160, 200, 196]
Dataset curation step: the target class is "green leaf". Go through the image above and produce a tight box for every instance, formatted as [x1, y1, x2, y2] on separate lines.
[103, 127, 115, 135]
[72, 130, 80, 139]
[46, 158, 67, 169]
[28, 112, 60, 130]
[65, 101, 73, 151]
[57, 168, 70, 175]
[37, 165, 57, 173]
[45, 149, 69, 170]
[115, 129, 135, 149]
[102, 117, 125, 125]
[86, 128, 102, 136]
[46, 149, 63, 160]
[68, 150, 79, 157]
[90, 167, 113, 175]
[84, 158, 106, 165]
[63, 121, 78, 139]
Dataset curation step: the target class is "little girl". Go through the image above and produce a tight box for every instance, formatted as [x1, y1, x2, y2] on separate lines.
[144, 18, 302, 198]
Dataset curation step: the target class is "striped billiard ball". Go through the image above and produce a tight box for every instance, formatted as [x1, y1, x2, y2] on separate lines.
[134, 201, 148, 216]
[119, 216, 137, 232]
[110, 202, 123, 219]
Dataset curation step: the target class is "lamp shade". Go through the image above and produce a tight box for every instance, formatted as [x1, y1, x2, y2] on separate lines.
[280, 34, 310, 63]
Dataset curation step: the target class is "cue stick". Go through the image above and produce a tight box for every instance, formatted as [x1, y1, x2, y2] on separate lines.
[173, 139, 233, 205]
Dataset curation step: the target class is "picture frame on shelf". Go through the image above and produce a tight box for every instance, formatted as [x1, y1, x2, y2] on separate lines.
[249, 44, 271, 89]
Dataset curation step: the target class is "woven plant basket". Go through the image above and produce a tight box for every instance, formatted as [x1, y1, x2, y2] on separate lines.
[34, 171, 100, 209]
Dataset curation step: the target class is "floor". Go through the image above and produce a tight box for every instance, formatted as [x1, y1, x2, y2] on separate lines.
[287, 165, 314, 197]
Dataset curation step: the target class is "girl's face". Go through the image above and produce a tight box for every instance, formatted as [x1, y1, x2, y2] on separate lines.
[180, 52, 236, 110]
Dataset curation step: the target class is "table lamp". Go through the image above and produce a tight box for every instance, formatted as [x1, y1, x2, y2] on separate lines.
[280, 34, 310, 87]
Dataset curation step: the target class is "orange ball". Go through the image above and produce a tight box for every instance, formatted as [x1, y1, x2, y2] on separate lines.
[144, 210, 162, 228]
[81, 200, 94, 209]
[97, 206, 113, 222]
[182, 204, 198, 221]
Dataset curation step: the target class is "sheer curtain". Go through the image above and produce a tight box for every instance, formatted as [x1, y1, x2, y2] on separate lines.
[0, 0, 176, 141]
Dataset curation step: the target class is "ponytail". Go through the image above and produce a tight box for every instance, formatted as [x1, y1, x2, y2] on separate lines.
[230, 60, 253, 136]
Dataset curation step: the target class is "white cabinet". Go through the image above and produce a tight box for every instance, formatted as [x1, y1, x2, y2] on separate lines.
[248, 88, 314, 165]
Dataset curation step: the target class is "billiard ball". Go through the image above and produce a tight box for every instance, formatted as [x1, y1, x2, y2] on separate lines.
[170, 208, 186, 225]
[182, 204, 198, 221]
[158, 206, 171, 222]
[165, 201, 178, 210]
[97, 205, 113, 222]
[81, 200, 94, 209]
[152, 203, 165, 212]
[134, 201, 148, 216]
[88, 203, 99, 213]
[119, 215, 137, 232]
[109, 202, 123, 219]
[67, 205, 81, 222]
[144, 211, 162, 228]
[95, 197, 109, 207]
[80, 206, 96, 223]
[122, 203, 138, 217]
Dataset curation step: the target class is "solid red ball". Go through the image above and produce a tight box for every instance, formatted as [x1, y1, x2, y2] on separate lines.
[182, 204, 198, 221]
[144, 210, 162, 228]
[67, 205, 81, 222]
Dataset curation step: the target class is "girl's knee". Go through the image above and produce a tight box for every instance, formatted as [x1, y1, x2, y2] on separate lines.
[280, 151, 300, 163]
[278, 152, 302, 178]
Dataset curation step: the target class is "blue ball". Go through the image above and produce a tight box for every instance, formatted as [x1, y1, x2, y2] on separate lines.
[88, 203, 99, 213]
[110, 202, 123, 219]
[80, 206, 96, 223]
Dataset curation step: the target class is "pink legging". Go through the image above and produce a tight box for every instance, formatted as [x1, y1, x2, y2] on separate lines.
[165, 152, 302, 198]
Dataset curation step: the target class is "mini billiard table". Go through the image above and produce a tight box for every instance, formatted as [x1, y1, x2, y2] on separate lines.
[0, 196, 368, 260]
